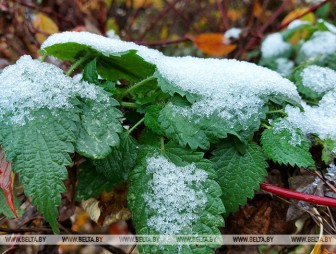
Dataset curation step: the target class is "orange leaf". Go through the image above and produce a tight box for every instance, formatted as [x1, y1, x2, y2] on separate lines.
[32, 13, 59, 44]
[0, 148, 17, 218]
[281, 8, 315, 26]
[193, 33, 237, 57]
[253, 2, 263, 20]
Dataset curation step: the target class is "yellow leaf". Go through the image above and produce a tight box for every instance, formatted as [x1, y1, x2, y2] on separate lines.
[126, 0, 163, 9]
[281, 8, 315, 26]
[193, 33, 237, 57]
[32, 13, 59, 44]
[253, 2, 263, 20]
[228, 9, 243, 22]
[288, 27, 310, 45]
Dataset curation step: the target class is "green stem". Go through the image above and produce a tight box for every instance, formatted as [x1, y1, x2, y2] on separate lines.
[40, 53, 47, 62]
[262, 123, 271, 130]
[66, 55, 90, 76]
[128, 117, 145, 135]
[266, 109, 286, 115]
[160, 137, 165, 153]
[120, 102, 139, 108]
[121, 76, 156, 98]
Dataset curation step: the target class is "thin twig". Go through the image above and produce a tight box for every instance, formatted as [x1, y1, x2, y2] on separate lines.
[8, 0, 76, 26]
[276, 0, 330, 31]
[216, 0, 230, 30]
[127, 244, 137, 254]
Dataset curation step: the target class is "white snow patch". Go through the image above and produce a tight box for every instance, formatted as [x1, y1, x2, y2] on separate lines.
[0, 55, 106, 125]
[301, 65, 336, 93]
[298, 31, 336, 61]
[42, 32, 301, 130]
[286, 91, 336, 140]
[261, 33, 292, 58]
[144, 155, 208, 235]
[224, 28, 242, 43]
[288, 20, 309, 30]
[276, 58, 294, 76]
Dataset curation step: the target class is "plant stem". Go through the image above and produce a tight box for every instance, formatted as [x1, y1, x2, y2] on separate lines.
[260, 183, 336, 207]
[66, 55, 91, 76]
[121, 76, 156, 98]
[266, 109, 286, 115]
[261, 123, 271, 129]
[160, 137, 165, 153]
[128, 117, 145, 135]
[40, 53, 47, 62]
[120, 102, 139, 108]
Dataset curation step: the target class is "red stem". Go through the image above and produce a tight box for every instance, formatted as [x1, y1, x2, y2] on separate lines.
[260, 183, 336, 207]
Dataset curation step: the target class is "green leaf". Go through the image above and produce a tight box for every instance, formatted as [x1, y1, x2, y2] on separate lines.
[128, 144, 224, 254]
[83, 59, 99, 85]
[294, 68, 324, 100]
[0, 190, 22, 218]
[97, 51, 155, 82]
[75, 96, 123, 159]
[321, 138, 336, 165]
[261, 128, 314, 168]
[95, 132, 138, 180]
[43, 42, 155, 82]
[159, 104, 210, 150]
[211, 139, 268, 214]
[144, 105, 163, 135]
[75, 161, 116, 201]
[0, 108, 78, 233]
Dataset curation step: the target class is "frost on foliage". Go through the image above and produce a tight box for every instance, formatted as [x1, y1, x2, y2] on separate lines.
[318, 19, 336, 34]
[272, 119, 303, 146]
[42, 32, 301, 137]
[298, 31, 336, 62]
[261, 33, 292, 59]
[144, 155, 208, 235]
[275, 58, 294, 76]
[285, 91, 336, 141]
[0, 55, 106, 125]
[287, 20, 309, 29]
[300, 65, 336, 94]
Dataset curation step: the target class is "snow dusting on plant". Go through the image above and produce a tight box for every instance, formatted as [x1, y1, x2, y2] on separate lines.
[0, 55, 106, 125]
[144, 155, 207, 235]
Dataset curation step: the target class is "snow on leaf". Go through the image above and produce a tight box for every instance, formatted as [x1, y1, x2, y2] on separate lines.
[0, 55, 103, 125]
[128, 145, 224, 254]
[42, 32, 301, 142]
[261, 123, 314, 168]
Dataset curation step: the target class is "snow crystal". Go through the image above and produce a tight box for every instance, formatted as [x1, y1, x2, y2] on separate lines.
[272, 119, 303, 146]
[286, 91, 336, 140]
[301, 65, 336, 94]
[287, 20, 309, 30]
[0, 55, 106, 125]
[224, 28, 241, 43]
[42, 32, 301, 130]
[298, 31, 336, 62]
[261, 33, 292, 58]
[144, 155, 208, 235]
[275, 58, 294, 76]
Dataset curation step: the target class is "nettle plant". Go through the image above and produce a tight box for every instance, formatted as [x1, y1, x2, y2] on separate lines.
[0, 30, 335, 253]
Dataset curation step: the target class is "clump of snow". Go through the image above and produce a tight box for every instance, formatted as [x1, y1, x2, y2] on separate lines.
[223, 28, 241, 43]
[144, 155, 207, 235]
[298, 31, 336, 62]
[261, 33, 292, 58]
[287, 20, 309, 30]
[156, 56, 300, 129]
[0, 55, 106, 125]
[42, 32, 301, 130]
[285, 91, 336, 140]
[276, 58, 294, 76]
[301, 65, 336, 94]
[272, 119, 303, 146]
